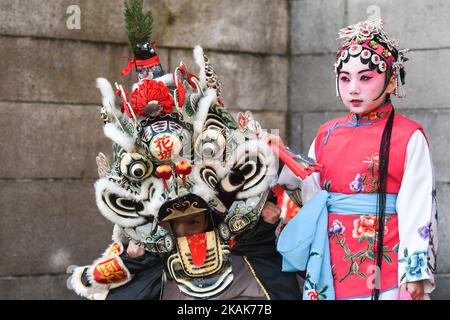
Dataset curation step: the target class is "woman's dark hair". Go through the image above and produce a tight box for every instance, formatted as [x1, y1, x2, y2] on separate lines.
[372, 104, 395, 300]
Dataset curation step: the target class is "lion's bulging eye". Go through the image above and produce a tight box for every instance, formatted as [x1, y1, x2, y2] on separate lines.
[130, 162, 146, 178]
[120, 153, 153, 181]
[195, 129, 226, 160]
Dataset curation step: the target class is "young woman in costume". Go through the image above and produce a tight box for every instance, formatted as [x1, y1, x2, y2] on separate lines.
[276, 18, 438, 300]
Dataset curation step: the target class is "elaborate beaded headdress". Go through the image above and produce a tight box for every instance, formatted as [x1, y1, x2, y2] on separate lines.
[334, 18, 409, 98]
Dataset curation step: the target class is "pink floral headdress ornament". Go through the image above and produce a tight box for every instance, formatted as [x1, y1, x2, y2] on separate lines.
[334, 18, 409, 98]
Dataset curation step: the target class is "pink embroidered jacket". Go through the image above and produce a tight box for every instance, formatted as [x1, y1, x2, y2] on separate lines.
[314, 101, 425, 299]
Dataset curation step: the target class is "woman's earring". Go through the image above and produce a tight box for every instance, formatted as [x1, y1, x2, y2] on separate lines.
[394, 74, 399, 96]
[335, 74, 340, 97]
[395, 71, 406, 98]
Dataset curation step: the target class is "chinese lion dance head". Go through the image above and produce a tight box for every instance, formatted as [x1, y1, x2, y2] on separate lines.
[68, 0, 278, 299]
[95, 41, 276, 296]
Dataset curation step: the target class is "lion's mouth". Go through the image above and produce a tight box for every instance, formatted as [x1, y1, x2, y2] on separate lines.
[187, 233, 208, 266]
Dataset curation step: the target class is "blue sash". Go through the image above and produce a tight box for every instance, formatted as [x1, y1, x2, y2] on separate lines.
[328, 193, 398, 215]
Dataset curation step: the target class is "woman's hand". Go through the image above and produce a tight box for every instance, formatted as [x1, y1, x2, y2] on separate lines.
[261, 201, 281, 225]
[126, 241, 145, 258]
[400, 281, 425, 300]
[259, 131, 285, 148]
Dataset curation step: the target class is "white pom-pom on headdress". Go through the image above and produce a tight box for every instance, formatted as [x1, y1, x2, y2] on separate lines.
[96, 78, 120, 115]
[194, 88, 218, 135]
[103, 123, 135, 152]
[193, 45, 207, 89]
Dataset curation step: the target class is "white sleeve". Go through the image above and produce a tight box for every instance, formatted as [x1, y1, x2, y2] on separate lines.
[277, 139, 322, 203]
[302, 139, 322, 203]
[396, 130, 438, 293]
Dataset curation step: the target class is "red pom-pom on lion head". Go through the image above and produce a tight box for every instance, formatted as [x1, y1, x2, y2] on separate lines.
[130, 80, 175, 117]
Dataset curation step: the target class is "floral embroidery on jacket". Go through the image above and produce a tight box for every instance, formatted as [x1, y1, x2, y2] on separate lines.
[304, 273, 329, 300]
[328, 219, 345, 235]
[329, 216, 397, 283]
[350, 110, 391, 122]
[324, 180, 332, 192]
[399, 249, 430, 284]
[418, 222, 431, 240]
[349, 174, 364, 192]
[349, 153, 379, 193]
[352, 216, 388, 239]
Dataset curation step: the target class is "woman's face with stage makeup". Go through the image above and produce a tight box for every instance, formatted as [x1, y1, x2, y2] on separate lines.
[338, 56, 393, 115]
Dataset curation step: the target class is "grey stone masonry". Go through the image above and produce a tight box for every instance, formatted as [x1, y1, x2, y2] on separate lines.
[0, 0, 289, 54]
[0, 102, 112, 179]
[169, 49, 289, 112]
[0, 180, 113, 276]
